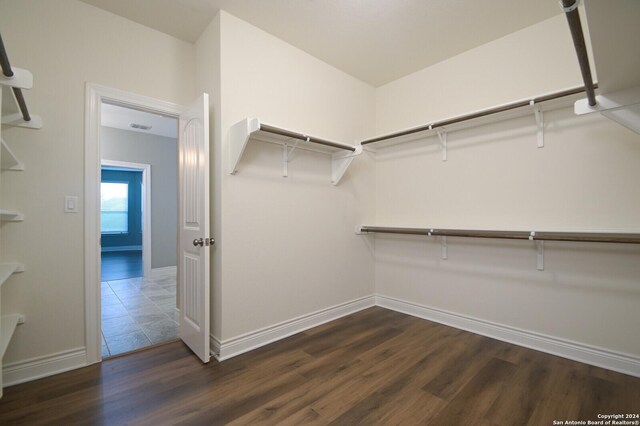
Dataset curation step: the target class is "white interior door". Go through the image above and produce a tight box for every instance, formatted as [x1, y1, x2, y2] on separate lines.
[178, 93, 211, 363]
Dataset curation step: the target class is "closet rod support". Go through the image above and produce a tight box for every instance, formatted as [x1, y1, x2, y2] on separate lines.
[283, 143, 288, 178]
[530, 101, 544, 148]
[437, 129, 448, 161]
[441, 236, 448, 260]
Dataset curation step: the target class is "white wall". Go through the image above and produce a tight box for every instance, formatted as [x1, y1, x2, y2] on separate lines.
[214, 11, 376, 341]
[373, 15, 640, 358]
[0, 0, 195, 365]
[375, 15, 590, 135]
[101, 126, 178, 269]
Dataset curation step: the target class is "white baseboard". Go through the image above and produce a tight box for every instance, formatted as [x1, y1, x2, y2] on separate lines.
[5, 293, 638, 387]
[210, 335, 221, 358]
[3, 347, 87, 387]
[151, 266, 176, 278]
[101, 246, 142, 253]
[212, 295, 376, 361]
[376, 294, 640, 378]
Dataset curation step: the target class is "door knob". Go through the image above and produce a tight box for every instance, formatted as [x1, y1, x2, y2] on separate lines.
[193, 237, 215, 247]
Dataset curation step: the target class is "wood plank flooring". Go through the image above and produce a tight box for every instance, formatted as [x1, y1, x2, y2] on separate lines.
[101, 251, 143, 281]
[0, 307, 638, 425]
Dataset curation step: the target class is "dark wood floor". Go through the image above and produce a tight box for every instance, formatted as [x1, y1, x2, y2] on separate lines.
[101, 250, 143, 281]
[1, 307, 638, 425]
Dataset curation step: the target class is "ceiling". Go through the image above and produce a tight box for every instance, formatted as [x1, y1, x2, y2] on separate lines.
[79, 0, 561, 87]
[101, 102, 177, 138]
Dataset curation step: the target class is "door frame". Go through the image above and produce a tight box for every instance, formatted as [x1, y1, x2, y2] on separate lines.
[101, 159, 152, 278]
[84, 83, 184, 364]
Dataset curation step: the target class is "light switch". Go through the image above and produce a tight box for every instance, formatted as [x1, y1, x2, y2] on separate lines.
[65, 195, 79, 213]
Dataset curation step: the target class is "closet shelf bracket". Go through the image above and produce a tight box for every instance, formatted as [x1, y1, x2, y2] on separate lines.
[331, 145, 362, 185]
[283, 138, 301, 178]
[436, 128, 447, 161]
[536, 240, 545, 271]
[530, 232, 545, 271]
[441, 235, 448, 260]
[530, 101, 544, 148]
[1, 138, 25, 171]
[0, 262, 24, 289]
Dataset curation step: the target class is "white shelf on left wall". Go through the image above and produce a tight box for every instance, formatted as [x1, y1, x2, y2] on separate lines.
[229, 118, 362, 185]
[0, 68, 42, 129]
[0, 209, 24, 222]
[1, 33, 33, 397]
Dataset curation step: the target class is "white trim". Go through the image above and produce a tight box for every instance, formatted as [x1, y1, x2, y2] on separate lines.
[375, 294, 640, 378]
[212, 295, 375, 361]
[2, 347, 87, 387]
[101, 245, 143, 252]
[101, 159, 152, 278]
[85, 83, 185, 366]
[210, 335, 222, 357]
[5, 293, 639, 385]
[151, 266, 177, 278]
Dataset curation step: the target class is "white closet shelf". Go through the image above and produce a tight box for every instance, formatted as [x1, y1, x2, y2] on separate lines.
[360, 86, 587, 150]
[575, 86, 640, 135]
[0, 314, 24, 359]
[573, 1, 640, 135]
[357, 225, 640, 271]
[229, 118, 362, 185]
[1, 138, 24, 171]
[0, 263, 24, 289]
[0, 209, 24, 222]
[0, 71, 42, 129]
[0, 66, 32, 90]
[356, 225, 640, 244]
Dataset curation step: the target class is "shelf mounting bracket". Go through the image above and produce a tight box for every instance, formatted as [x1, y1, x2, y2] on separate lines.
[530, 100, 544, 148]
[282, 138, 301, 178]
[441, 235, 448, 260]
[229, 118, 260, 174]
[437, 128, 448, 161]
[536, 241, 544, 271]
[331, 145, 362, 185]
[530, 232, 544, 271]
[283, 143, 288, 177]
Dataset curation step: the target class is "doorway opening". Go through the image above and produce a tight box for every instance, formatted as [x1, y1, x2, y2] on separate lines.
[99, 101, 179, 357]
[85, 84, 211, 365]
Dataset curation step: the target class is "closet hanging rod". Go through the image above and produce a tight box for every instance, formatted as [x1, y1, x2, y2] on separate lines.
[360, 85, 595, 146]
[260, 123, 356, 152]
[560, 0, 597, 107]
[0, 33, 31, 122]
[358, 226, 640, 245]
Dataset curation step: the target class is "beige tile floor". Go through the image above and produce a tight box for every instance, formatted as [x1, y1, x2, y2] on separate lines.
[101, 274, 177, 357]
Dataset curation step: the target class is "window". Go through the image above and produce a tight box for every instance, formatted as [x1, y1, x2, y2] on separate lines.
[101, 182, 129, 234]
